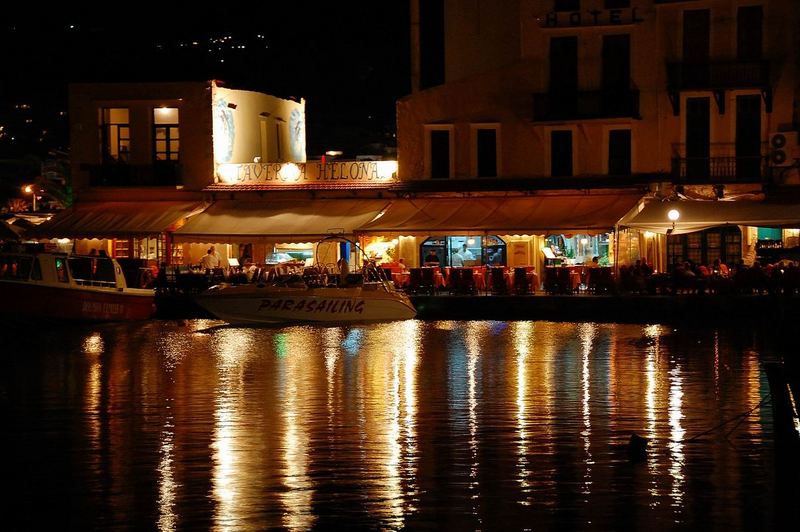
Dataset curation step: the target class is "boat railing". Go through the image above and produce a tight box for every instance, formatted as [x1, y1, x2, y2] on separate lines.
[73, 278, 118, 289]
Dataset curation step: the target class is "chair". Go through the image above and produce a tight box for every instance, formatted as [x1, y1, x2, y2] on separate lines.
[420, 267, 436, 295]
[447, 268, 461, 294]
[513, 267, 529, 295]
[490, 267, 508, 295]
[594, 267, 615, 294]
[543, 268, 558, 294]
[556, 267, 572, 294]
[458, 268, 476, 295]
[408, 268, 423, 294]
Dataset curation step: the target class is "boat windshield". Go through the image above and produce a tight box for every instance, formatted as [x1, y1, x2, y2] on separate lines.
[68, 257, 118, 288]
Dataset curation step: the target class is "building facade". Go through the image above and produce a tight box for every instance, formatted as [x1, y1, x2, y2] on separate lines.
[400, 0, 800, 272]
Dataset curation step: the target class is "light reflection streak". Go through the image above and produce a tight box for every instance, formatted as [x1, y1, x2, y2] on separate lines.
[210, 328, 256, 531]
[668, 363, 685, 509]
[157, 412, 177, 532]
[82, 332, 103, 472]
[714, 331, 720, 399]
[323, 329, 342, 428]
[401, 321, 420, 514]
[280, 329, 315, 531]
[464, 322, 484, 520]
[513, 322, 531, 503]
[643, 325, 661, 495]
[579, 324, 595, 496]
[372, 321, 421, 526]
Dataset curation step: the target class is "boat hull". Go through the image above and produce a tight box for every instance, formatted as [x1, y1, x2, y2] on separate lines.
[196, 285, 417, 324]
[0, 281, 155, 321]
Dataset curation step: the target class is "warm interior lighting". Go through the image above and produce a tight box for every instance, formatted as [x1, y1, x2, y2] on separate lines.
[325, 150, 343, 157]
[375, 160, 398, 180]
[667, 209, 680, 222]
[644, 231, 654, 238]
[279, 162, 302, 182]
[467, 238, 476, 245]
[217, 164, 239, 184]
[23, 184, 34, 194]
[580, 238, 588, 246]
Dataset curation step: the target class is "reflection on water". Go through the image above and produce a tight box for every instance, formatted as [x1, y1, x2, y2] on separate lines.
[3, 320, 798, 530]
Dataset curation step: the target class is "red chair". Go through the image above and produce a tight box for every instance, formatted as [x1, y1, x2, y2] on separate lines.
[513, 267, 529, 295]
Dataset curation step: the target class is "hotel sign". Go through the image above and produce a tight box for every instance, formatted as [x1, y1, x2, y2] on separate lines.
[541, 7, 645, 28]
[215, 160, 398, 187]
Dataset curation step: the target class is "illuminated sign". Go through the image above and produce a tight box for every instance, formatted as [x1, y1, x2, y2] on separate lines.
[541, 8, 644, 28]
[215, 161, 398, 187]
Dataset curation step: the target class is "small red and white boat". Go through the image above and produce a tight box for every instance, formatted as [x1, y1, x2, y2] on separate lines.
[0, 251, 155, 321]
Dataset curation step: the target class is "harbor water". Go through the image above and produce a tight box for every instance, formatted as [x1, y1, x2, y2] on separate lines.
[3, 320, 798, 530]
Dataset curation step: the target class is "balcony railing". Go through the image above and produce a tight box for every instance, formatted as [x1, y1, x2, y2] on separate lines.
[670, 142, 770, 183]
[87, 162, 182, 187]
[667, 61, 769, 91]
[533, 90, 640, 122]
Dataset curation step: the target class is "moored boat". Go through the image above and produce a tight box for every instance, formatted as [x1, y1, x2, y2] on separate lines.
[196, 282, 417, 324]
[195, 236, 417, 324]
[0, 249, 155, 321]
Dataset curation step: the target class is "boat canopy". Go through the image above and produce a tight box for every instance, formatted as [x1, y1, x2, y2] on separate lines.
[619, 199, 800, 235]
[29, 201, 207, 239]
[356, 193, 644, 236]
[173, 199, 389, 243]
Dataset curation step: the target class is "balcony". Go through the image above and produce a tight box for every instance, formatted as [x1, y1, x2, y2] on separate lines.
[670, 142, 770, 184]
[666, 60, 771, 114]
[532, 90, 640, 122]
[87, 162, 182, 187]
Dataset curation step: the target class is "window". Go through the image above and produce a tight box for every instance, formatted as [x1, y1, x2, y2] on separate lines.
[683, 9, 710, 63]
[602, 34, 630, 91]
[554, 0, 579, 11]
[551, 130, 573, 177]
[102, 108, 130, 162]
[428, 128, 452, 179]
[667, 227, 741, 269]
[608, 129, 632, 175]
[153, 107, 180, 161]
[472, 125, 499, 177]
[549, 36, 578, 92]
[737, 5, 763, 61]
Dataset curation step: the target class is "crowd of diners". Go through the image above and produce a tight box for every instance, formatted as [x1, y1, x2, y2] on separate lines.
[619, 258, 800, 296]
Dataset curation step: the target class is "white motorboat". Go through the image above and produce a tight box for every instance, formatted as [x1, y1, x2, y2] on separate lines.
[195, 236, 417, 324]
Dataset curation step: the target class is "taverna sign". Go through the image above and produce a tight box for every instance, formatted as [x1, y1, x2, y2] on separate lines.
[216, 160, 398, 187]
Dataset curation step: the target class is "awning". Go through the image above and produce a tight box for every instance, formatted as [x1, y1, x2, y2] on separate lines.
[173, 199, 389, 242]
[620, 200, 800, 235]
[356, 193, 643, 235]
[29, 201, 207, 239]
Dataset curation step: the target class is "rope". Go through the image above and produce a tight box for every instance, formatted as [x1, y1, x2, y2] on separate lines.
[686, 393, 772, 443]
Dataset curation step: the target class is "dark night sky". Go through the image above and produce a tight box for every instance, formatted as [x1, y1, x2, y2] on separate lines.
[0, 2, 411, 160]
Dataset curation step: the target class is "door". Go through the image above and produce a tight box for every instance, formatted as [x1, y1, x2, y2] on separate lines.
[736, 95, 762, 181]
[685, 97, 710, 180]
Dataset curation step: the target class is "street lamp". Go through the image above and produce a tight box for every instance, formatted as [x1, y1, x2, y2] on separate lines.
[22, 184, 37, 211]
[667, 208, 680, 234]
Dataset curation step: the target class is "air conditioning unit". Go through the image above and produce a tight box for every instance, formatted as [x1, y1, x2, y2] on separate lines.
[768, 131, 798, 167]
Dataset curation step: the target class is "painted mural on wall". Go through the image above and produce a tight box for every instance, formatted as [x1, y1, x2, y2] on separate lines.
[213, 97, 235, 164]
[289, 108, 306, 163]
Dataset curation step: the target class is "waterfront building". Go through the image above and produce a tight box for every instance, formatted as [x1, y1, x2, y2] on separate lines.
[394, 0, 800, 273]
[33, 0, 800, 279]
